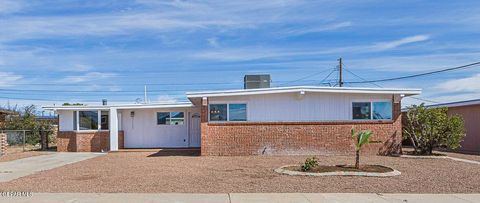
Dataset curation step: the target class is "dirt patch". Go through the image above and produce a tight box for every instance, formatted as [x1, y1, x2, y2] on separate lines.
[0, 152, 479, 193]
[285, 165, 393, 173]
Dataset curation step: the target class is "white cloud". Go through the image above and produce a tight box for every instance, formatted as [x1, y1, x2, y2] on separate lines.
[193, 34, 433, 62]
[0, 72, 22, 87]
[0, 0, 24, 14]
[282, 21, 352, 36]
[0, 0, 309, 42]
[156, 95, 178, 104]
[370, 35, 430, 51]
[57, 72, 117, 83]
[207, 37, 220, 48]
[436, 74, 480, 92]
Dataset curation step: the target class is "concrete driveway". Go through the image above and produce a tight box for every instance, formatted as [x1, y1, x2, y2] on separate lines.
[0, 152, 104, 182]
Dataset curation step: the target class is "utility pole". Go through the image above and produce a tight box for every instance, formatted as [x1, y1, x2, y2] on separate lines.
[338, 57, 343, 87]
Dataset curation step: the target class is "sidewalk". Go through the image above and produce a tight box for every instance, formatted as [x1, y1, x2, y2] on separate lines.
[0, 193, 479, 203]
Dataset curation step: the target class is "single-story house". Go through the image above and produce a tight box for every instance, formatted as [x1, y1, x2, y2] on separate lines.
[44, 85, 421, 156]
[427, 99, 480, 154]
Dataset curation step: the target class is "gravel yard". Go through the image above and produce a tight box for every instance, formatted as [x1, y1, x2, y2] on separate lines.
[0, 149, 479, 193]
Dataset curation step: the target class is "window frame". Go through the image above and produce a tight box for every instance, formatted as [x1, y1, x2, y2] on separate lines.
[156, 111, 185, 126]
[75, 110, 110, 132]
[208, 102, 248, 122]
[351, 100, 392, 121]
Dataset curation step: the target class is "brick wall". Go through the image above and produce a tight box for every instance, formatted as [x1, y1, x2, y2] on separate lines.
[0, 133, 6, 156]
[201, 102, 402, 156]
[57, 131, 124, 152]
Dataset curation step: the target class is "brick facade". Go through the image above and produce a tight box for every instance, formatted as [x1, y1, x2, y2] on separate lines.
[56, 131, 124, 152]
[201, 102, 402, 156]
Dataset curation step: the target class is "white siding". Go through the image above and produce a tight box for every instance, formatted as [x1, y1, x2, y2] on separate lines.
[208, 92, 393, 122]
[58, 110, 74, 131]
[120, 107, 200, 148]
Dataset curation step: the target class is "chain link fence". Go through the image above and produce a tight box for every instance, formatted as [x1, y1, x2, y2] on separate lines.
[0, 129, 56, 155]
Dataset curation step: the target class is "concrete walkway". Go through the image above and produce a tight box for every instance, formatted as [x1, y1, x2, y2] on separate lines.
[0, 193, 479, 203]
[0, 152, 104, 182]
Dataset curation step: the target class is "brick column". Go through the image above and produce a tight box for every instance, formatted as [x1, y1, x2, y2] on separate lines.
[200, 97, 208, 123]
[0, 133, 7, 156]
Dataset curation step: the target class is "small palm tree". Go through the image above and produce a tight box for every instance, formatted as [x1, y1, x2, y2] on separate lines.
[351, 128, 372, 169]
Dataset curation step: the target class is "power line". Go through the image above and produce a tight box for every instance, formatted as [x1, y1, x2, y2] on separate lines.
[341, 61, 442, 105]
[7, 79, 323, 87]
[409, 96, 441, 104]
[319, 69, 336, 86]
[343, 67, 383, 88]
[276, 68, 334, 86]
[345, 61, 480, 84]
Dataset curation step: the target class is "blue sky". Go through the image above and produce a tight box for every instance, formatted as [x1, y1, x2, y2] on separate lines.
[0, 0, 479, 108]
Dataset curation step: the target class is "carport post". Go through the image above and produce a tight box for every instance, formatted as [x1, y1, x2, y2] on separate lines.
[109, 108, 119, 151]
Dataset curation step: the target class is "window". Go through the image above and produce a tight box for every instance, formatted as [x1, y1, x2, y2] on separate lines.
[209, 103, 247, 121]
[352, 102, 371, 120]
[101, 111, 109, 130]
[79, 111, 98, 130]
[157, 112, 169, 125]
[157, 112, 184, 125]
[170, 112, 185, 125]
[352, 101, 393, 120]
[209, 104, 227, 121]
[229, 104, 247, 121]
[373, 102, 392, 120]
[73, 111, 77, 130]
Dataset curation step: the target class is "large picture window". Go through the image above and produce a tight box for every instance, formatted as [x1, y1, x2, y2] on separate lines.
[352, 102, 371, 120]
[373, 102, 392, 120]
[209, 104, 227, 121]
[209, 103, 247, 122]
[157, 112, 185, 125]
[79, 111, 98, 130]
[229, 104, 247, 121]
[352, 101, 392, 120]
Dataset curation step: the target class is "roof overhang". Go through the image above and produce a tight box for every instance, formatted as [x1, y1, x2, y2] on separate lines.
[43, 102, 195, 111]
[426, 99, 480, 108]
[186, 86, 422, 99]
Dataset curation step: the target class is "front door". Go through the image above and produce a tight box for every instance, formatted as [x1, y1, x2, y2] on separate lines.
[189, 113, 201, 147]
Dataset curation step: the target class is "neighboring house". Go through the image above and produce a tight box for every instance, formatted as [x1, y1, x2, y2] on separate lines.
[428, 99, 480, 154]
[0, 109, 18, 123]
[44, 84, 421, 156]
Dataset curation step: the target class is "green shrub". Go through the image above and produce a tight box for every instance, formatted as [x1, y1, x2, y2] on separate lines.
[403, 104, 465, 155]
[301, 156, 318, 171]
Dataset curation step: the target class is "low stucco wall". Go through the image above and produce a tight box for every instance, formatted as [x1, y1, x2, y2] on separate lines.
[57, 131, 124, 152]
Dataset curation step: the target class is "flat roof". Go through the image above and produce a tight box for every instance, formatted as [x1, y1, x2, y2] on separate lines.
[186, 86, 421, 98]
[427, 99, 480, 108]
[43, 102, 194, 111]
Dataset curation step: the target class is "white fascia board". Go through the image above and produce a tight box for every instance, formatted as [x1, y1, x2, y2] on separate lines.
[115, 103, 194, 110]
[186, 86, 421, 98]
[43, 102, 194, 111]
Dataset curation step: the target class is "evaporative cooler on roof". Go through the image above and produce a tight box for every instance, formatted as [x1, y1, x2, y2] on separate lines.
[244, 74, 271, 89]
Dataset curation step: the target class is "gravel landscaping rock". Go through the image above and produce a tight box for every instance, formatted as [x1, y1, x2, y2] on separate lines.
[0, 151, 479, 193]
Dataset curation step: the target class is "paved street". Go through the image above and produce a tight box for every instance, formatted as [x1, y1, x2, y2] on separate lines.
[0, 193, 479, 203]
